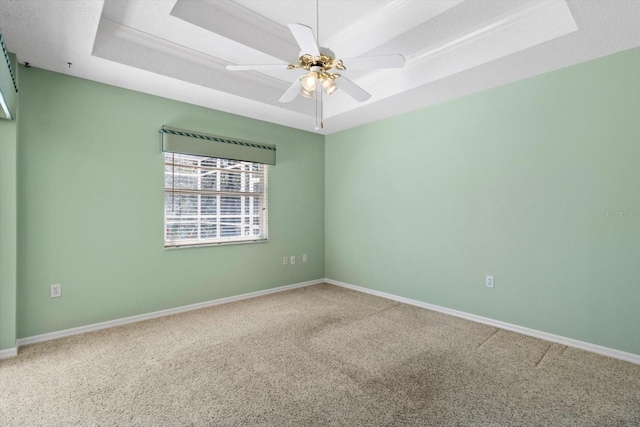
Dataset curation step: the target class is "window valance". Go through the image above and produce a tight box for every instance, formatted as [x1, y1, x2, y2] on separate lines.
[161, 125, 276, 165]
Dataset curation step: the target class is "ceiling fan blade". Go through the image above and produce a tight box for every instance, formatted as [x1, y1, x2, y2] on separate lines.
[288, 23, 320, 57]
[226, 64, 290, 71]
[335, 77, 371, 102]
[279, 79, 302, 103]
[340, 54, 406, 70]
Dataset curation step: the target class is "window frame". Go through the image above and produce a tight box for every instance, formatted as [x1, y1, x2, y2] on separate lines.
[163, 152, 269, 249]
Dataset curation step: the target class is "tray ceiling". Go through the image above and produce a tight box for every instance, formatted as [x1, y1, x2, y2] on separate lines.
[1, 1, 639, 134]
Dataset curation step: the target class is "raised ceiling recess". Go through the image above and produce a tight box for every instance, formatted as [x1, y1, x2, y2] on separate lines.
[1, 1, 640, 133]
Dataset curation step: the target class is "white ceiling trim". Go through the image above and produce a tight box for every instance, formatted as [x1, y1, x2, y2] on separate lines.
[322, 0, 462, 59]
[171, 0, 297, 63]
[95, 18, 289, 93]
[324, 0, 578, 118]
[98, 19, 227, 69]
[405, 1, 577, 69]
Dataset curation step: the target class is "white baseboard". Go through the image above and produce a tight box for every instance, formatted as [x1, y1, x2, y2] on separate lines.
[14, 278, 324, 351]
[325, 278, 640, 365]
[0, 347, 18, 360]
[9, 277, 639, 366]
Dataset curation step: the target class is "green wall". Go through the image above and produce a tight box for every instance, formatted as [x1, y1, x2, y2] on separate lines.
[16, 67, 324, 339]
[0, 52, 18, 351]
[0, 99, 17, 350]
[325, 47, 640, 355]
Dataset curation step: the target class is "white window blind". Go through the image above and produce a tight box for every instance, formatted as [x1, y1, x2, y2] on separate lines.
[164, 152, 268, 247]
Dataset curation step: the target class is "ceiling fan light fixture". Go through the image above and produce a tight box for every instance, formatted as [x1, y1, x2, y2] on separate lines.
[301, 72, 317, 91]
[300, 86, 314, 98]
[322, 78, 338, 96]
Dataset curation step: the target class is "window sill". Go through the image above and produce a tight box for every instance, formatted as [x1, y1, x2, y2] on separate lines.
[164, 238, 268, 250]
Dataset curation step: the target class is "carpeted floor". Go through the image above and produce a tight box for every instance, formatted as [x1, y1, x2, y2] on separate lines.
[1, 283, 639, 426]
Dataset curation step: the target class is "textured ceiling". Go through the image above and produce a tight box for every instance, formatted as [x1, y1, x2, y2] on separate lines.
[1, 0, 639, 134]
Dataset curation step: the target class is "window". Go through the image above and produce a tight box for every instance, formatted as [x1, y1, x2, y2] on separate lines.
[164, 152, 268, 247]
[160, 125, 274, 247]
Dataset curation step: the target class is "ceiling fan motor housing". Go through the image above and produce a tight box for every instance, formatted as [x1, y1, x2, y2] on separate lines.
[294, 47, 344, 72]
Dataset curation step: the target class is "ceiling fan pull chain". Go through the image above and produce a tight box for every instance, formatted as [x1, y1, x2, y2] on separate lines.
[315, 85, 323, 130]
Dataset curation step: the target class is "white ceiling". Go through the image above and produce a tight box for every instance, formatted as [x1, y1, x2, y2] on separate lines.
[1, 0, 639, 134]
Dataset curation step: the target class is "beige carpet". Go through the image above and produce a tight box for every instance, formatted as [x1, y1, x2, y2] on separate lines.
[1, 284, 639, 426]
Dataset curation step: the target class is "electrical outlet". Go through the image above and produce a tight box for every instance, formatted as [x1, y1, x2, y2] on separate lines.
[50, 284, 62, 298]
[303, 254, 308, 263]
[283, 256, 288, 265]
[290, 256, 296, 265]
[486, 276, 494, 289]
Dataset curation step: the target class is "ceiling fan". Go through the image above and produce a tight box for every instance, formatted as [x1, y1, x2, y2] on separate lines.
[226, 22, 405, 127]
